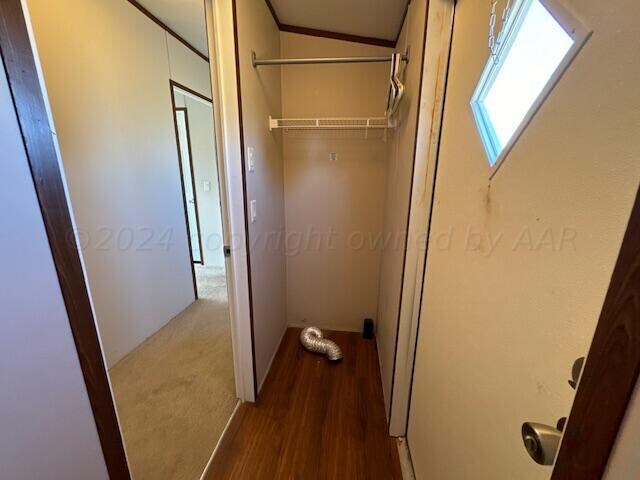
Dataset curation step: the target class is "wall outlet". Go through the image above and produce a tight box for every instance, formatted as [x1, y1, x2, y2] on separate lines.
[203, 181, 211, 192]
[329, 152, 338, 162]
[247, 147, 255, 172]
[250, 200, 257, 223]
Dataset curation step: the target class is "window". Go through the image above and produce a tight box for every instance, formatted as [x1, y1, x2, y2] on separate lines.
[471, 0, 589, 171]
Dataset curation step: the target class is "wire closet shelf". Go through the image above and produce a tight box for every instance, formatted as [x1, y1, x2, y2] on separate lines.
[268, 116, 393, 131]
[256, 51, 409, 135]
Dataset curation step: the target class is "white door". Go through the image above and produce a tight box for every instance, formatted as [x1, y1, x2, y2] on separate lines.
[407, 0, 640, 478]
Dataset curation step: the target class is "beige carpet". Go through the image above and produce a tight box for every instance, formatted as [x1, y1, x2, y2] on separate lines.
[109, 265, 236, 480]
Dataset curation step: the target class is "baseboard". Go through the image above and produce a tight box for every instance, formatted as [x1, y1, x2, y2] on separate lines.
[288, 322, 362, 334]
[397, 437, 416, 479]
[257, 323, 288, 394]
[199, 400, 241, 480]
[377, 333, 393, 423]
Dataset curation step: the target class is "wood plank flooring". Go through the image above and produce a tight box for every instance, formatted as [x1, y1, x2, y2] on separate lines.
[205, 328, 402, 479]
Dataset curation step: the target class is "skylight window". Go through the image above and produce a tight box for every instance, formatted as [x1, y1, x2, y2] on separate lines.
[471, 0, 589, 171]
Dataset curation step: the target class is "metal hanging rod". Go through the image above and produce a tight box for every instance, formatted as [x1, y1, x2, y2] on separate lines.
[252, 51, 409, 68]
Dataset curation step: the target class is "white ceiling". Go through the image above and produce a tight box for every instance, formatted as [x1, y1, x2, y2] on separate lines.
[134, 0, 209, 55]
[270, 0, 409, 42]
[131, 0, 408, 57]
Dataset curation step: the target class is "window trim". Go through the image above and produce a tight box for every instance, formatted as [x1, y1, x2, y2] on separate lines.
[470, 0, 591, 178]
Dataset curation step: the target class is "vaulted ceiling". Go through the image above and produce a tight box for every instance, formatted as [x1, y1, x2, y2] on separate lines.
[268, 0, 410, 45]
[129, 0, 410, 59]
[132, 0, 209, 56]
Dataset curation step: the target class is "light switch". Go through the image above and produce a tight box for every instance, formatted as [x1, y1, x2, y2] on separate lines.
[250, 200, 257, 223]
[247, 147, 255, 172]
[203, 181, 211, 192]
[329, 152, 338, 162]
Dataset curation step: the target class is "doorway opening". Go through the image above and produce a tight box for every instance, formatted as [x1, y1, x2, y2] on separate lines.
[175, 106, 204, 266]
[102, 82, 238, 480]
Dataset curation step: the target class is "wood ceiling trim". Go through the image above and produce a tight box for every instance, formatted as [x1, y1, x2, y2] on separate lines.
[279, 24, 395, 48]
[265, 0, 283, 29]
[265, 0, 409, 48]
[127, 0, 209, 62]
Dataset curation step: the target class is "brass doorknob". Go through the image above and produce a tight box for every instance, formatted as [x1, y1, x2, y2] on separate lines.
[521, 422, 562, 466]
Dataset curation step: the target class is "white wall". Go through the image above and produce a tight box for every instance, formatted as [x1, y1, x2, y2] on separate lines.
[281, 32, 391, 332]
[26, 0, 213, 367]
[235, 0, 288, 388]
[175, 92, 226, 269]
[0, 57, 110, 480]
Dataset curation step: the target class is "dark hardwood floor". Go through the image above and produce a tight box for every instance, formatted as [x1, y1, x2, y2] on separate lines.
[205, 328, 402, 479]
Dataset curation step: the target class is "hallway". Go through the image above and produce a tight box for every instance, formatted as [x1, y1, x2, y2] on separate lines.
[206, 328, 402, 479]
[109, 266, 236, 480]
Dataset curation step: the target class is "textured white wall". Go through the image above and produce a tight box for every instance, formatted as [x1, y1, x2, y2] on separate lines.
[235, 0, 287, 388]
[281, 32, 391, 332]
[26, 0, 212, 367]
[0, 58, 110, 480]
[408, 0, 640, 478]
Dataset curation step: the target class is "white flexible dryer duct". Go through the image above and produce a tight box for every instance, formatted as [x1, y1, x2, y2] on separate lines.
[300, 327, 343, 361]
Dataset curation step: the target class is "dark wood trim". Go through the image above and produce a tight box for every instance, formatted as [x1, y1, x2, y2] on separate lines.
[263, 0, 396, 48]
[0, 1, 131, 478]
[387, 0, 431, 426]
[231, 0, 258, 399]
[174, 107, 205, 267]
[279, 24, 396, 49]
[170, 79, 215, 281]
[552, 185, 640, 478]
[170, 95, 199, 299]
[127, 0, 209, 62]
[264, 0, 282, 29]
[170, 79, 213, 104]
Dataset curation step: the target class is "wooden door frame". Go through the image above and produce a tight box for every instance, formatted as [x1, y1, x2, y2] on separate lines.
[0, 0, 130, 478]
[171, 101, 203, 301]
[550, 185, 640, 478]
[173, 106, 205, 267]
[1, 0, 638, 478]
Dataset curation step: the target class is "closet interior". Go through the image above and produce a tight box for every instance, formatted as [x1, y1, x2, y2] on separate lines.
[232, 0, 431, 420]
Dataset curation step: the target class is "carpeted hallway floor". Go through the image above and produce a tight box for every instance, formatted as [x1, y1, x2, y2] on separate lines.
[109, 265, 236, 480]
